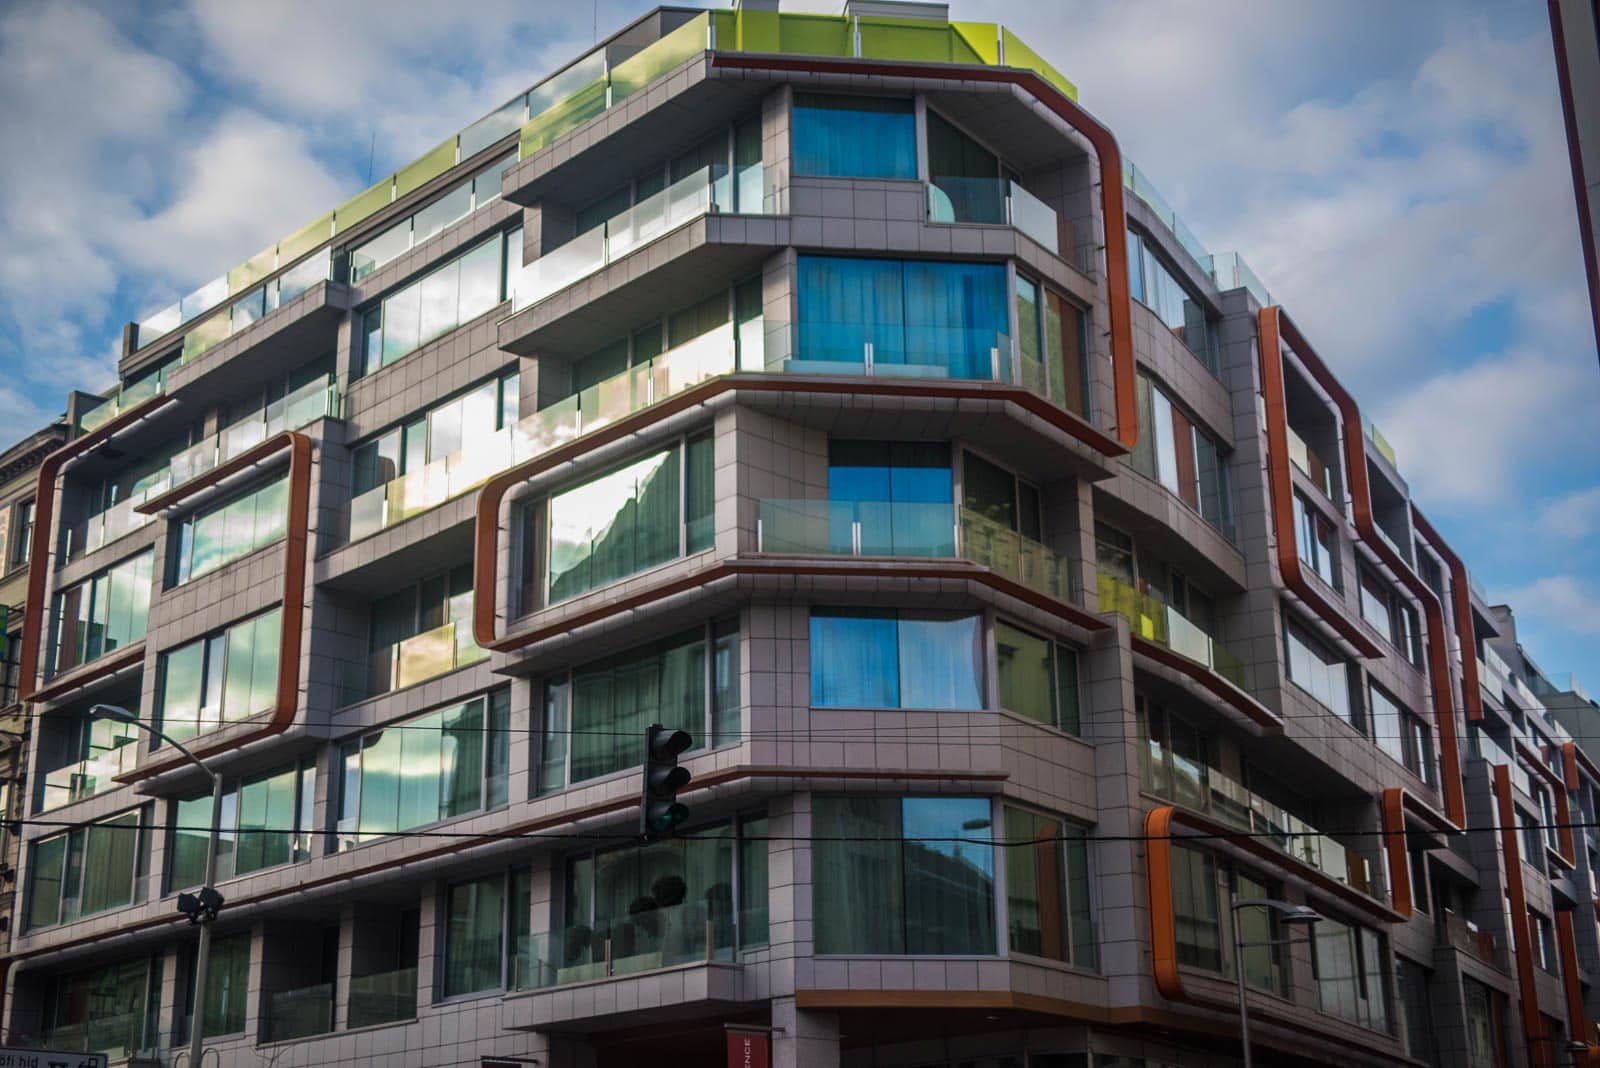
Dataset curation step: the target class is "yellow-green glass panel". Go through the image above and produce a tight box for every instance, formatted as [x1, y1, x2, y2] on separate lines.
[610, 14, 707, 104]
[1001, 28, 1077, 100]
[776, 12, 852, 57]
[857, 17, 978, 63]
[229, 246, 277, 296]
[520, 78, 609, 158]
[396, 137, 459, 198]
[728, 8, 779, 53]
[279, 212, 334, 263]
[335, 179, 394, 234]
[951, 22, 1001, 64]
[181, 312, 231, 364]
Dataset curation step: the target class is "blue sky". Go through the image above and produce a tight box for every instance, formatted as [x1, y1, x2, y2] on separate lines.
[0, 0, 1594, 684]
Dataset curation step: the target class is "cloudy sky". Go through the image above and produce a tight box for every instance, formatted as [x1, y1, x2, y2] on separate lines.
[1, 0, 1594, 683]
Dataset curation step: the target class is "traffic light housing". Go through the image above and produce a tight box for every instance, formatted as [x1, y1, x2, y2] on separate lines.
[641, 724, 692, 840]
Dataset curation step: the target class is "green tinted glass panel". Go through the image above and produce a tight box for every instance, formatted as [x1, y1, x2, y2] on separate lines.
[1001, 28, 1077, 100]
[28, 835, 66, 929]
[335, 179, 394, 234]
[278, 212, 333, 263]
[857, 17, 980, 62]
[951, 22, 1001, 64]
[610, 15, 708, 103]
[396, 137, 459, 198]
[229, 246, 277, 295]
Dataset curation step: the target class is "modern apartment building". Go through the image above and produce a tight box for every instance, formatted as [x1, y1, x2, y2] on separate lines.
[4, 2, 1599, 1065]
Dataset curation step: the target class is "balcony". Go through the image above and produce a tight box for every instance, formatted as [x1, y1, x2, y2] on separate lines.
[1471, 727, 1532, 797]
[1367, 420, 1399, 469]
[508, 163, 776, 315]
[1286, 425, 1338, 502]
[513, 899, 740, 992]
[37, 742, 136, 811]
[41, 1014, 147, 1060]
[168, 373, 339, 489]
[925, 178, 1094, 274]
[264, 982, 334, 1043]
[350, 620, 487, 704]
[1439, 910, 1506, 971]
[347, 967, 417, 1029]
[348, 323, 739, 543]
[77, 366, 169, 434]
[1097, 573, 1246, 688]
[754, 499, 1079, 604]
[62, 488, 159, 561]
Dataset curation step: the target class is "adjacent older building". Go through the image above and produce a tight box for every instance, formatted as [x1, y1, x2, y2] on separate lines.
[2, 3, 1597, 1066]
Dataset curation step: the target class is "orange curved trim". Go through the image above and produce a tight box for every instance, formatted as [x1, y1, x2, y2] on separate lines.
[1255, 308, 1383, 659]
[25, 643, 144, 706]
[1561, 742, 1581, 791]
[1520, 741, 1577, 866]
[1494, 762, 1543, 1053]
[1145, 806, 1182, 999]
[1411, 506, 1483, 723]
[1130, 636, 1282, 733]
[709, 52, 1137, 452]
[1380, 789, 1411, 917]
[1557, 908, 1592, 1047]
[114, 432, 312, 783]
[17, 396, 173, 700]
[1261, 306, 1465, 829]
[473, 374, 1121, 650]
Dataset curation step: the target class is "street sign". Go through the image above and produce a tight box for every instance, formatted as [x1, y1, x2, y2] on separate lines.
[0, 1050, 109, 1068]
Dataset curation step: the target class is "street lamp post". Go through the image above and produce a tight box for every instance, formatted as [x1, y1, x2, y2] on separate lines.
[1230, 897, 1322, 1068]
[93, 703, 221, 1068]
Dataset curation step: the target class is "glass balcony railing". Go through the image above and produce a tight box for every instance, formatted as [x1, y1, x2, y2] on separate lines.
[1206, 251, 1272, 307]
[925, 178, 1096, 275]
[264, 982, 334, 1043]
[1123, 159, 1211, 269]
[78, 365, 171, 433]
[365, 619, 487, 699]
[1286, 425, 1338, 501]
[1367, 421, 1399, 469]
[169, 375, 339, 489]
[512, 899, 736, 992]
[508, 164, 775, 314]
[38, 743, 137, 811]
[349, 324, 739, 543]
[179, 248, 333, 365]
[1440, 910, 1506, 970]
[753, 499, 1080, 604]
[347, 967, 417, 1029]
[1098, 573, 1246, 688]
[41, 1014, 149, 1060]
[62, 486, 161, 560]
[1470, 726, 1532, 797]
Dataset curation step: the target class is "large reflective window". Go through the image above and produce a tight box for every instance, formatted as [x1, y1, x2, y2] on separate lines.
[1285, 618, 1353, 725]
[49, 550, 153, 675]
[170, 763, 315, 888]
[813, 796, 995, 955]
[1127, 227, 1218, 374]
[156, 609, 282, 743]
[1003, 806, 1095, 968]
[827, 440, 953, 556]
[793, 94, 915, 179]
[995, 621, 1079, 733]
[361, 232, 511, 374]
[27, 810, 147, 929]
[174, 477, 288, 583]
[809, 608, 982, 710]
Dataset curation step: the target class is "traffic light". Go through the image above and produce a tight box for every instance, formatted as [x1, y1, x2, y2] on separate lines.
[177, 886, 224, 924]
[641, 723, 692, 840]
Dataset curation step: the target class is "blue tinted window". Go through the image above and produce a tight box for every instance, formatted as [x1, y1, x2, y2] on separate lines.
[810, 608, 982, 710]
[793, 95, 916, 179]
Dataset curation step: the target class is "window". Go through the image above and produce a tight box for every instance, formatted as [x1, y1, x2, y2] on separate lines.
[823, 440, 953, 556]
[349, 153, 513, 281]
[813, 796, 995, 955]
[40, 956, 160, 1059]
[926, 109, 1008, 222]
[995, 621, 1080, 733]
[570, 118, 763, 240]
[538, 621, 738, 794]
[962, 450, 1040, 542]
[175, 932, 250, 1041]
[1395, 957, 1435, 1065]
[1137, 698, 1209, 811]
[27, 808, 149, 930]
[1465, 977, 1504, 1068]
[1126, 227, 1218, 373]
[1014, 274, 1090, 417]
[443, 869, 529, 997]
[337, 692, 509, 848]
[170, 763, 316, 888]
[1369, 684, 1435, 785]
[1360, 568, 1423, 665]
[361, 563, 484, 699]
[551, 816, 765, 987]
[0, 618, 21, 709]
[1235, 871, 1285, 993]
[566, 278, 765, 396]
[792, 94, 915, 179]
[1293, 492, 1340, 589]
[809, 608, 982, 710]
[172, 476, 288, 583]
[1284, 617, 1354, 726]
[1521, 790, 1547, 860]
[1312, 917, 1390, 1031]
[1003, 806, 1095, 967]
[1171, 845, 1221, 971]
[49, 550, 153, 676]
[530, 437, 712, 607]
[155, 609, 281, 743]
[8, 499, 33, 568]
[1130, 374, 1233, 537]
[794, 256, 1010, 380]
[358, 231, 513, 375]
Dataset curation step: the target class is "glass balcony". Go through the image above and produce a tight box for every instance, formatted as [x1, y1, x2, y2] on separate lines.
[365, 620, 487, 699]
[1367, 420, 1399, 469]
[264, 982, 334, 1043]
[1440, 910, 1506, 970]
[1205, 772, 1385, 902]
[1207, 251, 1273, 307]
[1286, 425, 1338, 501]
[38, 742, 137, 811]
[41, 1014, 148, 1059]
[348, 324, 738, 543]
[181, 248, 333, 364]
[1097, 573, 1246, 688]
[347, 967, 417, 1029]
[169, 374, 339, 491]
[1122, 158, 1211, 269]
[924, 178, 1096, 275]
[509, 164, 774, 314]
[512, 899, 735, 992]
[1470, 726, 1532, 797]
[753, 499, 1079, 605]
[77, 364, 172, 434]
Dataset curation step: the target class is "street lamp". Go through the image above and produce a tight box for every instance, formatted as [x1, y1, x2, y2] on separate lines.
[92, 703, 222, 1068]
[1230, 896, 1322, 1068]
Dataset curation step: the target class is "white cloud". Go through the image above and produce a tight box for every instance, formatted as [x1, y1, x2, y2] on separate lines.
[1537, 486, 1600, 541]
[1500, 575, 1600, 637]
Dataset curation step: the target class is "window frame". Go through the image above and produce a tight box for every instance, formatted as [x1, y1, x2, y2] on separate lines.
[153, 607, 283, 745]
[167, 761, 317, 891]
[993, 618, 1082, 735]
[440, 867, 530, 1000]
[26, 804, 152, 931]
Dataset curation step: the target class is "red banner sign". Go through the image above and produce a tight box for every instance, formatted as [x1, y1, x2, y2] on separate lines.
[726, 1030, 770, 1068]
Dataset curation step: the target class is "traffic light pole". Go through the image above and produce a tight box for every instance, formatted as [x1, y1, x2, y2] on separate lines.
[91, 704, 222, 1068]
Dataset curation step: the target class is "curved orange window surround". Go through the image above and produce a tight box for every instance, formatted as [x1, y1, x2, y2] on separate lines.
[1380, 787, 1460, 918]
[1145, 806, 1182, 999]
[1493, 763, 1543, 1056]
[1259, 306, 1465, 829]
[1411, 505, 1484, 723]
[1557, 908, 1595, 1052]
[1519, 741, 1577, 867]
